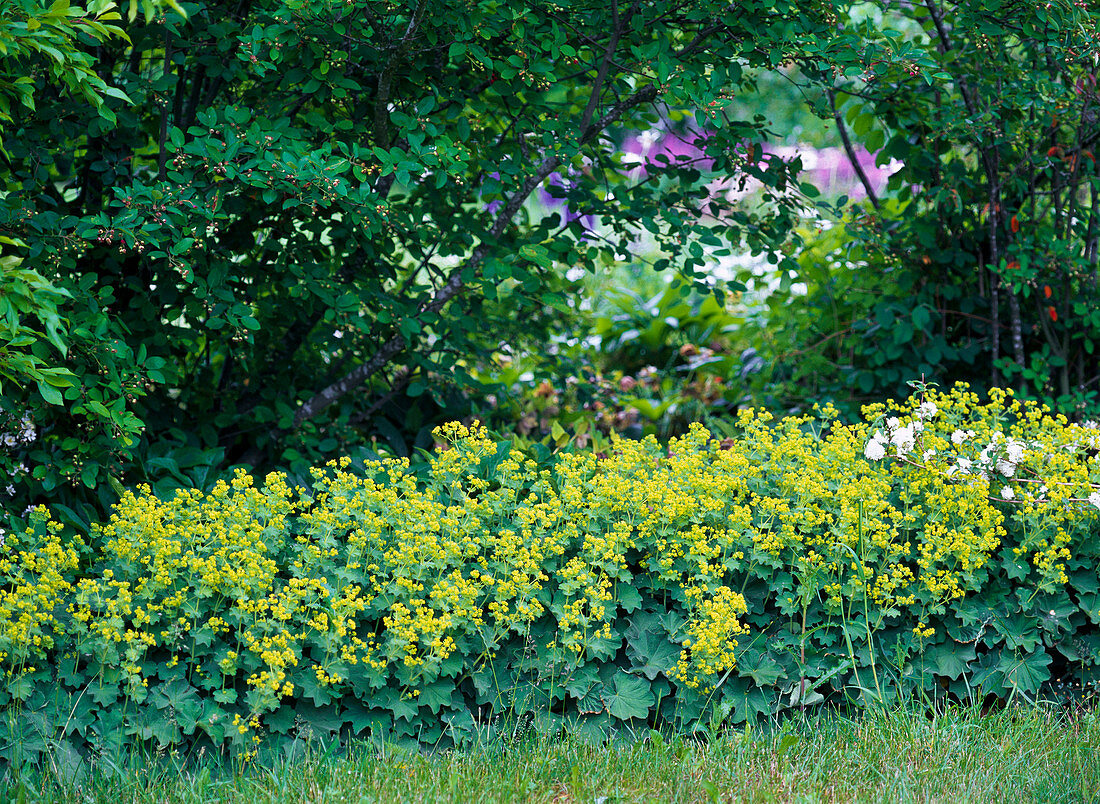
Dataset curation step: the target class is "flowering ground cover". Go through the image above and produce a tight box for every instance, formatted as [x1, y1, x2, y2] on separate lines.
[0, 384, 1098, 771]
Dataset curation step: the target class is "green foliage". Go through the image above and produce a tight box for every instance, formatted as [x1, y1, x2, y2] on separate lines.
[0, 0, 186, 152]
[0, 255, 150, 524]
[0, 259, 75, 399]
[0, 0, 187, 524]
[474, 272, 747, 449]
[592, 281, 742, 377]
[0, 1, 128, 149]
[1, 0, 918, 525]
[1, 386, 1098, 767]
[743, 0, 1100, 419]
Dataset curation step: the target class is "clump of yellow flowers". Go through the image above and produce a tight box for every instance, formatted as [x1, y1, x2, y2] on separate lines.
[0, 383, 1096, 754]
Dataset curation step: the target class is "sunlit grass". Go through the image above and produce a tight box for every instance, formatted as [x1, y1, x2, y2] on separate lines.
[5, 700, 1099, 803]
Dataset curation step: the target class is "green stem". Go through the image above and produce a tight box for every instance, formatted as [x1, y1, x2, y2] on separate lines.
[858, 500, 881, 703]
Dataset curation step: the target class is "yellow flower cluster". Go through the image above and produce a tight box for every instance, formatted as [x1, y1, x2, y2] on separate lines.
[0, 384, 1096, 723]
[675, 585, 748, 688]
[0, 508, 83, 668]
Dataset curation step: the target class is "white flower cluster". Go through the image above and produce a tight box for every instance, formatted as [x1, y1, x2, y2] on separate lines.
[1, 414, 35, 500]
[863, 401, 938, 462]
[938, 431, 1028, 484]
[916, 400, 938, 420]
[951, 428, 975, 445]
[863, 435, 887, 461]
[1, 457, 28, 498]
[862, 397, 1100, 513]
[986, 433, 1026, 478]
[0, 414, 35, 449]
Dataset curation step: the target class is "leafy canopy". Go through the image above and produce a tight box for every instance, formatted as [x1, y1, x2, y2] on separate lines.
[2, 0, 915, 521]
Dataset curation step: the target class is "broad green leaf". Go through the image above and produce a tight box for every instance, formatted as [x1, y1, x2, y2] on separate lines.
[998, 650, 1051, 695]
[37, 379, 63, 405]
[602, 672, 653, 721]
[417, 679, 456, 714]
[738, 649, 787, 687]
[921, 640, 976, 680]
[625, 613, 682, 680]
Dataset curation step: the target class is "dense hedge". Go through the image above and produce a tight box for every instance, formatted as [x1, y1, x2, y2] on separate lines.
[1, 384, 1098, 766]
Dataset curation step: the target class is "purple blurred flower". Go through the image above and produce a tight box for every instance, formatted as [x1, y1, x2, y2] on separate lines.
[536, 172, 596, 230]
[620, 129, 901, 199]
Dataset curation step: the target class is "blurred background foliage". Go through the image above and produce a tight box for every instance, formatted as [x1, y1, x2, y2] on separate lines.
[3, 0, 1100, 531]
[489, 0, 1100, 449]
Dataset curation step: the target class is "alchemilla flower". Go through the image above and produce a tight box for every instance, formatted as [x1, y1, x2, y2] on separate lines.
[1, 381, 1098, 752]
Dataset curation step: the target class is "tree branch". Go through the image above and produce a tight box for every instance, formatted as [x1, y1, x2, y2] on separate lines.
[828, 88, 879, 209]
[157, 32, 172, 182]
[291, 83, 661, 428]
[374, 0, 427, 148]
[578, 0, 630, 137]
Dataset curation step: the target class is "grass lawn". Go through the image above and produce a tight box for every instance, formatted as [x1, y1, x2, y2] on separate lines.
[5, 701, 1098, 803]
